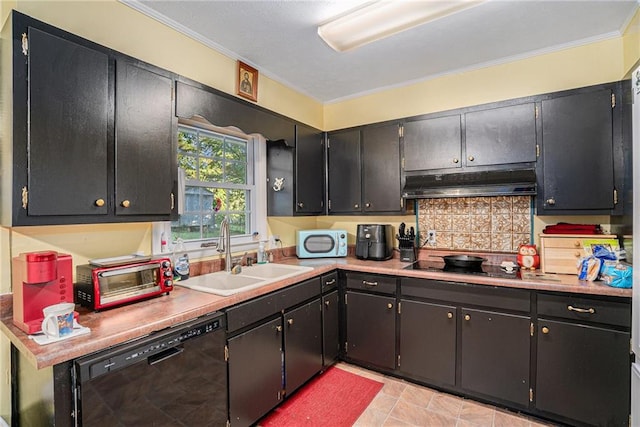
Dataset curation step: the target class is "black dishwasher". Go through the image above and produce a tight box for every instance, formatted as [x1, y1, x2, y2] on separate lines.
[74, 312, 227, 426]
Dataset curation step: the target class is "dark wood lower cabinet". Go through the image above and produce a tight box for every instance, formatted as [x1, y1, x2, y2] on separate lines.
[228, 317, 283, 427]
[399, 299, 456, 387]
[536, 319, 631, 426]
[345, 291, 396, 370]
[460, 308, 531, 407]
[284, 299, 323, 395]
[322, 290, 341, 366]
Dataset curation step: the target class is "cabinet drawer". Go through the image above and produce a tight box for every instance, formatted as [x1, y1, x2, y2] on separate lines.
[540, 234, 618, 274]
[321, 271, 338, 293]
[537, 293, 630, 328]
[346, 273, 396, 295]
[540, 248, 585, 274]
[402, 278, 530, 312]
[226, 277, 321, 332]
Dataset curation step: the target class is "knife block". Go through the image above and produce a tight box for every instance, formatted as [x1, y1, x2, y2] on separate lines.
[400, 247, 416, 263]
[397, 236, 416, 263]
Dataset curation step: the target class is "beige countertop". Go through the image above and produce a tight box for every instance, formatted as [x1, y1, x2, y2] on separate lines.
[0, 256, 631, 370]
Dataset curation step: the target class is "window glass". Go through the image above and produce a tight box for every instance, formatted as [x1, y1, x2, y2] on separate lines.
[172, 125, 254, 242]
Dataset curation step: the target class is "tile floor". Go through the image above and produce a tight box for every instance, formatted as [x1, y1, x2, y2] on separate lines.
[335, 363, 558, 427]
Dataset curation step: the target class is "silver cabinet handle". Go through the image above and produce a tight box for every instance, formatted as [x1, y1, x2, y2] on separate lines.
[387, 303, 393, 310]
[567, 305, 595, 314]
[362, 280, 378, 287]
[325, 278, 336, 286]
[546, 198, 556, 206]
[468, 155, 475, 161]
[365, 203, 371, 208]
[453, 158, 459, 164]
[287, 318, 294, 325]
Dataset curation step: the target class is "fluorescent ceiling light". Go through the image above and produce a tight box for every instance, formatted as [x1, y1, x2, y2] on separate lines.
[318, 0, 485, 52]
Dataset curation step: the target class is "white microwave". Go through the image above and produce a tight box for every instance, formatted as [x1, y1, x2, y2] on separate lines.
[296, 229, 348, 258]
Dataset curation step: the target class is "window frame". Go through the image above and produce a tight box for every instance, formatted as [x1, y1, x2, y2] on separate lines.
[152, 119, 267, 258]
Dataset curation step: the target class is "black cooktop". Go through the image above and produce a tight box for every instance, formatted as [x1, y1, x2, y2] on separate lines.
[404, 260, 520, 280]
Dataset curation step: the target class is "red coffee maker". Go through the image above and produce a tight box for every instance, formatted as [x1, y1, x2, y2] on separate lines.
[12, 251, 73, 334]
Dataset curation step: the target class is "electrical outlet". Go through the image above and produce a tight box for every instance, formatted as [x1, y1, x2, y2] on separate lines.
[427, 230, 436, 246]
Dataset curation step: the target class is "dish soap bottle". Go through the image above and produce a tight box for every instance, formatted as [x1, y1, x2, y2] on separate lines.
[173, 238, 190, 280]
[257, 241, 267, 264]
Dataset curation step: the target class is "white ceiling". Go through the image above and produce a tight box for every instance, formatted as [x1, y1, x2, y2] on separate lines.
[124, 0, 638, 104]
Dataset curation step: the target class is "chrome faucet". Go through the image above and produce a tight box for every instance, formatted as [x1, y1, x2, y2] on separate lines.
[218, 216, 232, 272]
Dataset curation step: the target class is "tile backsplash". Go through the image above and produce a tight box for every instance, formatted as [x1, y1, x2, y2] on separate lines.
[417, 196, 532, 253]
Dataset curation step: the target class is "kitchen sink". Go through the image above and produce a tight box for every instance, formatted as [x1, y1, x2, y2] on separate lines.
[175, 263, 314, 296]
[240, 263, 312, 279]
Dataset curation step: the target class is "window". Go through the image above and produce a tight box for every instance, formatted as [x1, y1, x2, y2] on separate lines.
[153, 119, 267, 256]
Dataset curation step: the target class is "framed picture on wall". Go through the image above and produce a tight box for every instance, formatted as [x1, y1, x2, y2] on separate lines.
[236, 61, 258, 102]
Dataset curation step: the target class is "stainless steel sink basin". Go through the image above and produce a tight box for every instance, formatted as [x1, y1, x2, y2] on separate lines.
[176, 263, 314, 296]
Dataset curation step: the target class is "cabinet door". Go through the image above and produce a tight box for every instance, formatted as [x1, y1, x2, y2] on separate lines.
[460, 308, 530, 407]
[399, 300, 456, 387]
[322, 290, 340, 366]
[346, 291, 396, 370]
[26, 27, 110, 217]
[115, 60, 175, 216]
[465, 103, 536, 167]
[228, 317, 283, 427]
[403, 115, 462, 171]
[327, 129, 361, 213]
[295, 124, 324, 215]
[536, 319, 630, 426]
[539, 89, 614, 211]
[284, 299, 323, 395]
[362, 124, 402, 213]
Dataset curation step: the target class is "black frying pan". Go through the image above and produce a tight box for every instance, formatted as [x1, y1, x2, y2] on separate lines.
[443, 255, 486, 269]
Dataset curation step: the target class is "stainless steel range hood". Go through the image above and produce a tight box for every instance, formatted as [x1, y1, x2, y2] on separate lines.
[402, 169, 536, 199]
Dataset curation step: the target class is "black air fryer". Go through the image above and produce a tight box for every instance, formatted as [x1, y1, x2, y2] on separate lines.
[355, 224, 394, 261]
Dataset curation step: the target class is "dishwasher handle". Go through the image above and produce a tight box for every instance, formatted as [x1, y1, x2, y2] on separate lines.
[148, 346, 184, 366]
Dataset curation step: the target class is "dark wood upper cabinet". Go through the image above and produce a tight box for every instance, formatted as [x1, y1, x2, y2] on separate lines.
[20, 26, 110, 218]
[402, 102, 536, 174]
[464, 102, 537, 167]
[294, 124, 324, 215]
[538, 86, 618, 213]
[12, 12, 177, 225]
[328, 124, 402, 215]
[115, 60, 175, 216]
[404, 115, 462, 172]
[327, 129, 362, 214]
[361, 123, 403, 213]
[266, 124, 324, 216]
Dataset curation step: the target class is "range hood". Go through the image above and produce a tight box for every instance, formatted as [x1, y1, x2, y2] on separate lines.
[402, 169, 536, 199]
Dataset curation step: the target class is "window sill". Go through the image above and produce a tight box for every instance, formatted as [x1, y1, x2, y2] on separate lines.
[153, 239, 261, 260]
